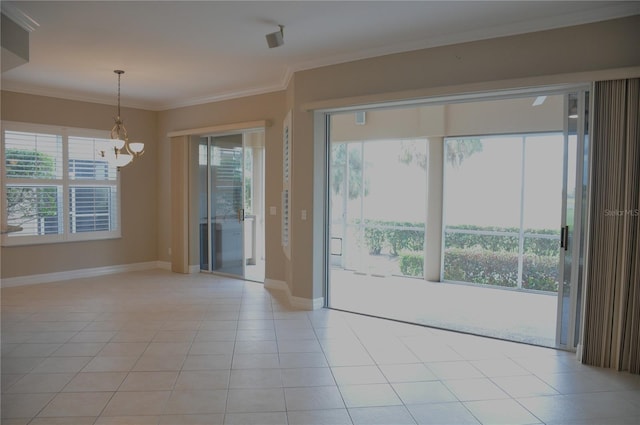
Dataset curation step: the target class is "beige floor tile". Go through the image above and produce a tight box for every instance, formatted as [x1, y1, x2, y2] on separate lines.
[153, 330, 197, 342]
[332, 366, 387, 385]
[158, 414, 224, 424]
[407, 402, 481, 425]
[443, 378, 511, 401]
[69, 332, 117, 343]
[5, 343, 62, 358]
[2, 373, 26, 391]
[2, 357, 46, 374]
[281, 367, 336, 388]
[143, 342, 192, 357]
[119, 371, 178, 391]
[392, 381, 458, 404]
[224, 412, 287, 425]
[1, 393, 55, 418]
[278, 352, 328, 368]
[164, 390, 228, 414]
[82, 356, 139, 372]
[226, 388, 286, 413]
[287, 409, 353, 425]
[233, 340, 278, 354]
[63, 372, 127, 392]
[29, 417, 97, 425]
[427, 361, 484, 380]
[31, 357, 92, 374]
[229, 369, 281, 389]
[493, 375, 560, 398]
[379, 363, 437, 383]
[465, 399, 542, 425]
[111, 330, 157, 342]
[232, 353, 280, 369]
[38, 392, 114, 417]
[284, 386, 345, 411]
[52, 342, 106, 357]
[102, 390, 171, 416]
[339, 383, 403, 408]
[189, 341, 235, 355]
[98, 342, 149, 357]
[182, 354, 233, 370]
[94, 416, 159, 425]
[174, 370, 230, 390]
[7, 373, 75, 393]
[133, 354, 186, 371]
[349, 406, 417, 425]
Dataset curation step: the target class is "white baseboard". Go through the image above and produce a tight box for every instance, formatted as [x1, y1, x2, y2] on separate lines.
[264, 279, 324, 310]
[157, 261, 172, 271]
[264, 278, 288, 291]
[576, 343, 584, 362]
[1, 261, 164, 288]
[189, 264, 201, 274]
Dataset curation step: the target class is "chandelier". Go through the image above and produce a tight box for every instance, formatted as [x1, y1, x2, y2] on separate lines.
[99, 70, 144, 168]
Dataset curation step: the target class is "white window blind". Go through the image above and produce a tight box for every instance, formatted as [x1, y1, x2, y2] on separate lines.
[2, 123, 121, 245]
[282, 111, 292, 259]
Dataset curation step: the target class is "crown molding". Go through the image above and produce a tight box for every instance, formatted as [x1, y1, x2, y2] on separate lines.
[1, 2, 39, 32]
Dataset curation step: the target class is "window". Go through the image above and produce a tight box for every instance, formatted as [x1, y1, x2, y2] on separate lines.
[2, 123, 120, 245]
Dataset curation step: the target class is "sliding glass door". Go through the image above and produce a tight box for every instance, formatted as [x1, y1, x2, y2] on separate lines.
[326, 88, 590, 349]
[199, 131, 265, 282]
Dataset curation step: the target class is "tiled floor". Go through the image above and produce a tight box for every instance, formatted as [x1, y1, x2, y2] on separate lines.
[1, 269, 639, 425]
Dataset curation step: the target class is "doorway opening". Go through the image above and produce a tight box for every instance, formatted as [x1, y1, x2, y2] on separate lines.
[199, 130, 265, 282]
[326, 88, 589, 349]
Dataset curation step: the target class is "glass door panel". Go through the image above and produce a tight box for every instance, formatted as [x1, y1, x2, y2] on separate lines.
[210, 134, 244, 276]
[557, 91, 588, 349]
[199, 131, 265, 282]
[243, 131, 265, 282]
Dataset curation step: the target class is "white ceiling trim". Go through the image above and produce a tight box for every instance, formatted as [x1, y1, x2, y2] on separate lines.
[1, 2, 39, 32]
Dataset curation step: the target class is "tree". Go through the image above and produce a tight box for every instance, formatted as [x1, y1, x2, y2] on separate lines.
[446, 138, 483, 167]
[399, 138, 483, 169]
[5, 149, 58, 227]
[331, 143, 369, 199]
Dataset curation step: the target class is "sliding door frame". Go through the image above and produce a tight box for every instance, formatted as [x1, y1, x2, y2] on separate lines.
[319, 84, 592, 350]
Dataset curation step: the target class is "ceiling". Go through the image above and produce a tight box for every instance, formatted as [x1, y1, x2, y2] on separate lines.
[2, 1, 639, 111]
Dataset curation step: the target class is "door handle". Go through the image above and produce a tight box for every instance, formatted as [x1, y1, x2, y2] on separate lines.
[560, 225, 569, 251]
[238, 208, 245, 222]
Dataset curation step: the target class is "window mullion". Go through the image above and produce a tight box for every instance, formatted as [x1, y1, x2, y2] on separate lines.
[62, 130, 70, 239]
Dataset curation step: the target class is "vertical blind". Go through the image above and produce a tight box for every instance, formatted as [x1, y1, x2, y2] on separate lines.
[582, 78, 640, 374]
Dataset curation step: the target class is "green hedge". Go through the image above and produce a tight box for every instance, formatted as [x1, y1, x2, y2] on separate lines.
[443, 247, 558, 292]
[356, 219, 424, 256]
[399, 251, 424, 277]
[398, 247, 558, 292]
[357, 221, 559, 257]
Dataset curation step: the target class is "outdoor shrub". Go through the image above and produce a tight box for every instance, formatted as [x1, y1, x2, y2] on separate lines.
[522, 254, 559, 291]
[355, 219, 424, 256]
[443, 247, 558, 292]
[399, 251, 423, 277]
[385, 222, 425, 256]
[364, 225, 385, 254]
[444, 247, 519, 287]
[446, 225, 560, 256]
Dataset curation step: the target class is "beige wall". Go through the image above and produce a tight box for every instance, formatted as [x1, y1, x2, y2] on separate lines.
[2, 16, 639, 304]
[0, 91, 158, 278]
[157, 91, 287, 282]
[288, 15, 640, 299]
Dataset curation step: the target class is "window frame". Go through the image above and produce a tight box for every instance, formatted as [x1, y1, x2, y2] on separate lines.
[1, 121, 122, 246]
